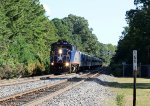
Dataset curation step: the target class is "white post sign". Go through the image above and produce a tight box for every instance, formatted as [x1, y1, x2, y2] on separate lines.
[133, 50, 137, 71]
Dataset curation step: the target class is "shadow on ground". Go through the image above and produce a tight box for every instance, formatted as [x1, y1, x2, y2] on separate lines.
[86, 78, 150, 89]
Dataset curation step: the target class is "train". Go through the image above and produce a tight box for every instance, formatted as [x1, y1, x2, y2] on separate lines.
[50, 40, 102, 74]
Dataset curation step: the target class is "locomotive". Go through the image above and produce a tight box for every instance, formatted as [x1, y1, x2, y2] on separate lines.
[50, 40, 102, 74]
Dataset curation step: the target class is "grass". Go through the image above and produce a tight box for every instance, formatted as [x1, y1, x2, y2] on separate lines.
[110, 77, 150, 106]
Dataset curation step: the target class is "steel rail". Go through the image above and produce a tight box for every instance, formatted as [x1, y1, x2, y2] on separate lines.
[0, 73, 76, 87]
[0, 73, 88, 104]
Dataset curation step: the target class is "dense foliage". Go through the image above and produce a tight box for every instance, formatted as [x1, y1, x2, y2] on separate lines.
[0, 0, 58, 78]
[111, 0, 150, 76]
[0, 0, 116, 79]
[112, 0, 150, 65]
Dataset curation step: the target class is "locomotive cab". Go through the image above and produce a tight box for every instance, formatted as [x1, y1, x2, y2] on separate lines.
[50, 40, 73, 74]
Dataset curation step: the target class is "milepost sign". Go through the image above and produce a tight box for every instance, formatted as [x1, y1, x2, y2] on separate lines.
[133, 50, 137, 71]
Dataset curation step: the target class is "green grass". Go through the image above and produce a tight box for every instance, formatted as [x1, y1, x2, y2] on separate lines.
[110, 77, 150, 106]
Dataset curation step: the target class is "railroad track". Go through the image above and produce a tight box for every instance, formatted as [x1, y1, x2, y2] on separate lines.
[0, 73, 78, 99]
[0, 72, 100, 106]
[0, 73, 76, 87]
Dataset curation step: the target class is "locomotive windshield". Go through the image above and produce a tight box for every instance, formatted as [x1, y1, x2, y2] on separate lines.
[51, 47, 71, 55]
[51, 40, 73, 55]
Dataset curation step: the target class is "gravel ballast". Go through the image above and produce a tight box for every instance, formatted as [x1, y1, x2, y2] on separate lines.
[38, 74, 116, 106]
[0, 74, 79, 98]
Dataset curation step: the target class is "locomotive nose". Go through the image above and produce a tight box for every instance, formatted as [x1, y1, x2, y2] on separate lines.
[57, 55, 63, 62]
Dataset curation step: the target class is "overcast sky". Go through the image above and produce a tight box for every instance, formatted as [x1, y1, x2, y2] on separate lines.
[40, 0, 136, 45]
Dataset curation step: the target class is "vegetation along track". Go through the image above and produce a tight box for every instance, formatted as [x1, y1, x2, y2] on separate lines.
[0, 72, 100, 106]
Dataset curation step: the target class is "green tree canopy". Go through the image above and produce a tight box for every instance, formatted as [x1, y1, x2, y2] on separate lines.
[0, 0, 58, 78]
[112, 0, 150, 65]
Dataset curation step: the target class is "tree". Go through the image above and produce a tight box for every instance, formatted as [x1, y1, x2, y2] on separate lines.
[0, 0, 58, 78]
[112, 0, 150, 65]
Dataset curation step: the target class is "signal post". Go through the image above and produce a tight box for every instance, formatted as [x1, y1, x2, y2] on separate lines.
[133, 50, 137, 106]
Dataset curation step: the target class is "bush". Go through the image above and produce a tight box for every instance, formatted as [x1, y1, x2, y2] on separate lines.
[0, 67, 5, 79]
[110, 64, 123, 77]
[116, 94, 124, 106]
[27, 62, 47, 76]
[13, 64, 25, 78]
[0, 64, 27, 79]
[0, 65, 13, 79]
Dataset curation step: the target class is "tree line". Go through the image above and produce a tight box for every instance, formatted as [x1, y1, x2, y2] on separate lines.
[111, 0, 150, 76]
[0, 0, 116, 79]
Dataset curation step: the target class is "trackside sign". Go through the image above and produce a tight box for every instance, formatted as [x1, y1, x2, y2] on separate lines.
[133, 50, 137, 71]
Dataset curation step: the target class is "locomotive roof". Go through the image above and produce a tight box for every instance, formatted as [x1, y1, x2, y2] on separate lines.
[51, 40, 72, 46]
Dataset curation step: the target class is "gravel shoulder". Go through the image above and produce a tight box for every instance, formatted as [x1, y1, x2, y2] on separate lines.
[38, 74, 116, 106]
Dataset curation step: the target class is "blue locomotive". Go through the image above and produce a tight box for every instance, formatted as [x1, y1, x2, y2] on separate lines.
[50, 40, 102, 74]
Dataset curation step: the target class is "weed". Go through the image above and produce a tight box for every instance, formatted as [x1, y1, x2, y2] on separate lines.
[116, 94, 124, 106]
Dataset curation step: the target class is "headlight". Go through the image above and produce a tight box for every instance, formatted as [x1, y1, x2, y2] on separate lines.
[65, 62, 69, 67]
[51, 62, 54, 65]
[58, 49, 62, 54]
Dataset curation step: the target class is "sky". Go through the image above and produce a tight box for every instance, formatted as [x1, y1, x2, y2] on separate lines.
[40, 0, 135, 45]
